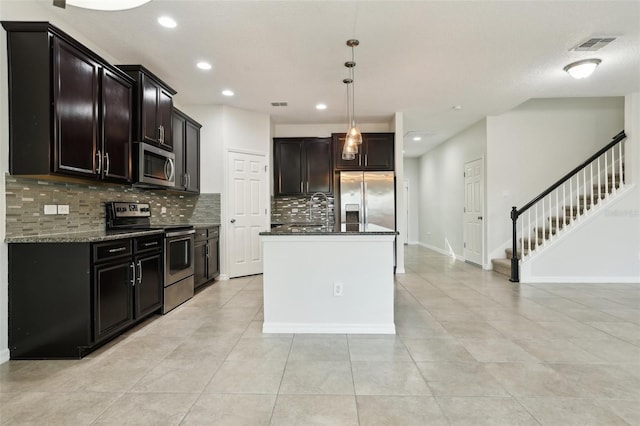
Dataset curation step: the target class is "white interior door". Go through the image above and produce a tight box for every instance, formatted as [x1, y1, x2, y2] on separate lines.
[463, 159, 484, 266]
[227, 151, 268, 278]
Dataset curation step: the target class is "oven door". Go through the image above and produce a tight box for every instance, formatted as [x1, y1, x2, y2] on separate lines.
[165, 231, 195, 285]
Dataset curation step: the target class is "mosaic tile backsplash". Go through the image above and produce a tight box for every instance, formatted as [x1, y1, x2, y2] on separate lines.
[271, 195, 335, 224]
[5, 174, 220, 237]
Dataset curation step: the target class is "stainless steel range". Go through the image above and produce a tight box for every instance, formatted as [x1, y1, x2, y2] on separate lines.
[106, 201, 195, 313]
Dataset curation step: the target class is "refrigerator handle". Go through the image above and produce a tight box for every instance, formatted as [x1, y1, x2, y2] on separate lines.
[362, 180, 367, 224]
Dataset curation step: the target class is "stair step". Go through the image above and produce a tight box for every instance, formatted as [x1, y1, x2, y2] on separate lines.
[521, 237, 544, 250]
[491, 258, 511, 277]
[592, 181, 621, 193]
[565, 205, 591, 216]
[505, 247, 530, 259]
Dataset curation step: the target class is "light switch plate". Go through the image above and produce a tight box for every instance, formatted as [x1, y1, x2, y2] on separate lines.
[57, 205, 69, 215]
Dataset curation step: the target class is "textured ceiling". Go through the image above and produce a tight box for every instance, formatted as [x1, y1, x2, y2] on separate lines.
[1, 0, 639, 156]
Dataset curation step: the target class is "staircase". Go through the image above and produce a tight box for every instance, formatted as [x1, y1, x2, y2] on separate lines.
[492, 131, 627, 280]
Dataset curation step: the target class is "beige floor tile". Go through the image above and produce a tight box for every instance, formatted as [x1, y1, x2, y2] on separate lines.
[165, 335, 239, 360]
[550, 363, 640, 399]
[1, 391, 121, 425]
[288, 335, 350, 361]
[225, 336, 292, 360]
[347, 337, 413, 361]
[439, 321, 505, 338]
[279, 360, 354, 395]
[180, 393, 276, 426]
[513, 338, 603, 363]
[130, 357, 223, 393]
[586, 321, 640, 342]
[351, 361, 431, 396]
[570, 338, 640, 363]
[241, 320, 292, 338]
[416, 361, 509, 396]
[270, 394, 358, 426]
[436, 396, 539, 426]
[403, 338, 476, 362]
[204, 359, 286, 394]
[356, 395, 448, 426]
[459, 338, 541, 363]
[484, 362, 582, 397]
[518, 397, 629, 425]
[93, 392, 199, 426]
[598, 398, 640, 425]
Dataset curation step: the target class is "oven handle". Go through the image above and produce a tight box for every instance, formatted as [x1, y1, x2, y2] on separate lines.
[164, 158, 175, 182]
[165, 229, 195, 238]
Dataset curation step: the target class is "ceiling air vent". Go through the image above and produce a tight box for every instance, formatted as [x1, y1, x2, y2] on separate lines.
[271, 102, 288, 107]
[571, 37, 616, 52]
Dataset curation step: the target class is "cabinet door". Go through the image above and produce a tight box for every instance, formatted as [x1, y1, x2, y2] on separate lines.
[140, 75, 159, 145]
[207, 237, 220, 280]
[94, 260, 133, 342]
[102, 68, 133, 182]
[194, 240, 207, 288]
[53, 37, 99, 177]
[134, 253, 163, 318]
[333, 134, 362, 170]
[184, 119, 200, 193]
[158, 89, 174, 150]
[363, 133, 395, 170]
[305, 138, 333, 194]
[274, 139, 304, 195]
[172, 113, 186, 188]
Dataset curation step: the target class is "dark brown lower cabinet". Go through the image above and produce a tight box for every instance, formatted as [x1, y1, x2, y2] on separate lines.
[194, 226, 220, 290]
[8, 234, 163, 359]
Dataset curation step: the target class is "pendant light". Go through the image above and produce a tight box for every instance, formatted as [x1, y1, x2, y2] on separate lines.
[342, 39, 362, 160]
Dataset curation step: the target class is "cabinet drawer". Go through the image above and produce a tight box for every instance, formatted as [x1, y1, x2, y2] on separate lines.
[207, 227, 219, 239]
[93, 239, 132, 262]
[134, 234, 163, 253]
[194, 228, 208, 242]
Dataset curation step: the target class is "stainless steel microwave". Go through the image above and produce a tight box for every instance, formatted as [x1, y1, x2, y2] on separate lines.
[134, 142, 176, 188]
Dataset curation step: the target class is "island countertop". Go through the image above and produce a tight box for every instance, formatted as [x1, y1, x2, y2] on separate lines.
[260, 222, 397, 236]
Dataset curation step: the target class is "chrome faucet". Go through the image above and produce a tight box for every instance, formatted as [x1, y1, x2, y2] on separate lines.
[309, 192, 329, 225]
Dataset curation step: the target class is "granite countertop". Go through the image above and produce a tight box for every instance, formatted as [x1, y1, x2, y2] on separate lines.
[260, 222, 398, 236]
[5, 228, 165, 243]
[191, 223, 221, 228]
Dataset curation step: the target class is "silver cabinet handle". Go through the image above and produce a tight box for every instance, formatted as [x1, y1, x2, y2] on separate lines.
[137, 261, 142, 284]
[130, 262, 135, 286]
[143, 241, 158, 247]
[205, 243, 210, 258]
[96, 150, 102, 174]
[108, 247, 127, 253]
[230, 219, 236, 223]
[104, 152, 110, 176]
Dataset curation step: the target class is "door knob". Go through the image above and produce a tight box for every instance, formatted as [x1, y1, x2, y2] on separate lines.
[478, 216, 483, 220]
[230, 219, 236, 223]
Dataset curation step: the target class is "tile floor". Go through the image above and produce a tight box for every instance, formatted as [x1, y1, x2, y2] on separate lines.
[1, 245, 639, 425]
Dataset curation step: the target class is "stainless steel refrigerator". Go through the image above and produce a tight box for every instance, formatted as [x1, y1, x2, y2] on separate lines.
[339, 171, 395, 230]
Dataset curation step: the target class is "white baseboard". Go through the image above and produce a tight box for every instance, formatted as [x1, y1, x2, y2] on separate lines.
[522, 276, 640, 284]
[219, 274, 230, 281]
[263, 322, 396, 334]
[0, 348, 9, 365]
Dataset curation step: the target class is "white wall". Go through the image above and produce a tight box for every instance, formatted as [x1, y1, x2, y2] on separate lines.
[403, 158, 420, 244]
[520, 92, 639, 283]
[486, 97, 625, 260]
[418, 119, 487, 261]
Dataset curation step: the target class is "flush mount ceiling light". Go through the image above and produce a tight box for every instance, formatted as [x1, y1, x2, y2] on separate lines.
[413, 136, 422, 141]
[53, 0, 151, 10]
[158, 16, 177, 28]
[221, 89, 234, 97]
[342, 39, 362, 160]
[564, 58, 602, 79]
[315, 103, 327, 110]
[196, 61, 212, 70]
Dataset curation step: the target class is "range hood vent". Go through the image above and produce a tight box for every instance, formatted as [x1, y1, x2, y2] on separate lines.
[571, 37, 616, 51]
[271, 102, 288, 107]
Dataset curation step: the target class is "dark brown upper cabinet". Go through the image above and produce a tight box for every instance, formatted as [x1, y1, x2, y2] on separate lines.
[273, 137, 333, 196]
[118, 65, 177, 151]
[2, 21, 133, 183]
[333, 132, 395, 171]
[172, 108, 201, 193]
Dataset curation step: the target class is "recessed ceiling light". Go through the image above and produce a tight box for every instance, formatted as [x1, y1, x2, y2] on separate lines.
[452, 105, 463, 111]
[564, 58, 601, 79]
[64, 0, 150, 10]
[316, 103, 327, 110]
[222, 90, 234, 97]
[413, 136, 422, 141]
[196, 61, 212, 70]
[157, 16, 177, 29]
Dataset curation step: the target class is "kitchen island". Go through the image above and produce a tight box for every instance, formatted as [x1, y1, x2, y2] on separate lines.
[260, 223, 397, 334]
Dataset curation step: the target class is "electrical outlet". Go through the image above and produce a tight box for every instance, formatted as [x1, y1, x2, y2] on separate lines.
[44, 205, 57, 215]
[292, 208, 298, 213]
[57, 204, 69, 214]
[333, 282, 343, 297]
[161, 207, 167, 214]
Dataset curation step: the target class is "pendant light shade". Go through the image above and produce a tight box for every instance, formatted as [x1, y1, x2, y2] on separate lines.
[342, 39, 361, 160]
